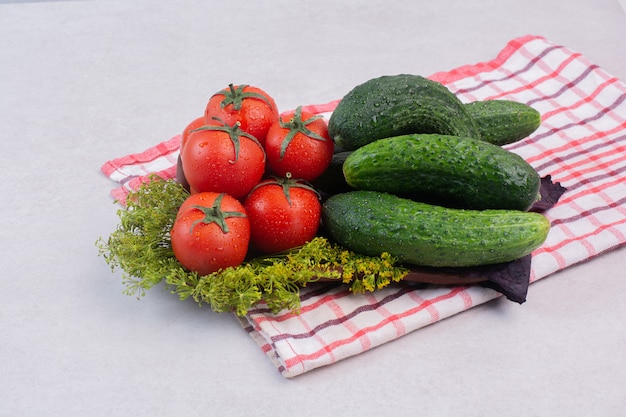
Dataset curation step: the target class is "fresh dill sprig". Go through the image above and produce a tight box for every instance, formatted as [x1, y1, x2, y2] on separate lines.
[97, 175, 410, 316]
[96, 175, 190, 297]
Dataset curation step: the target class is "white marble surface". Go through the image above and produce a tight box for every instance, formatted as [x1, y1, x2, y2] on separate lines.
[1, 0, 625, 416]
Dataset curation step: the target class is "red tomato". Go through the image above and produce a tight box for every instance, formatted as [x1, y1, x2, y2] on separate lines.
[181, 119, 266, 199]
[171, 192, 250, 275]
[243, 176, 321, 254]
[204, 84, 279, 146]
[264, 106, 334, 182]
[181, 116, 205, 153]
[177, 116, 206, 191]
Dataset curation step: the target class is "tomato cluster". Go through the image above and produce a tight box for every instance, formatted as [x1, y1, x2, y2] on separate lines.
[172, 84, 334, 275]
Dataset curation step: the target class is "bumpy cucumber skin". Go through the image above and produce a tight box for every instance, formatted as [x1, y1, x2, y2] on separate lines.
[465, 100, 541, 146]
[328, 74, 480, 151]
[322, 191, 550, 267]
[342, 133, 541, 211]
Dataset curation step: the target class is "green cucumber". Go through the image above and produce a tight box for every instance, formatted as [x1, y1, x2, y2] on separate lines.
[328, 74, 480, 151]
[464, 100, 541, 146]
[322, 191, 550, 267]
[342, 133, 540, 211]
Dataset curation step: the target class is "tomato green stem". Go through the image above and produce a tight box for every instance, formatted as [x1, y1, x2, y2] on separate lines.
[216, 84, 275, 111]
[277, 106, 327, 159]
[249, 173, 320, 207]
[191, 118, 265, 163]
[189, 193, 247, 234]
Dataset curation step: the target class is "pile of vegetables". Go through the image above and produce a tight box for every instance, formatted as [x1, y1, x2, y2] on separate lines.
[98, 75, 566, 316]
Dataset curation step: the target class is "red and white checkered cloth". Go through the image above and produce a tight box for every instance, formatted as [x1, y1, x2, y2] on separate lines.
[101, 35, 626, 378]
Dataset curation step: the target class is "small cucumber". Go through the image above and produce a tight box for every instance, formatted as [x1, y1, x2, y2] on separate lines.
[328, 74, 480, 151]
[342, 133, 541, 211]
[464, 100, 541, 146]
[322, 191, 550, 267]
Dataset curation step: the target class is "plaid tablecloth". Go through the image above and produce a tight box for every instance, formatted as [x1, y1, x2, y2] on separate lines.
[101, 35, 626, 378]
